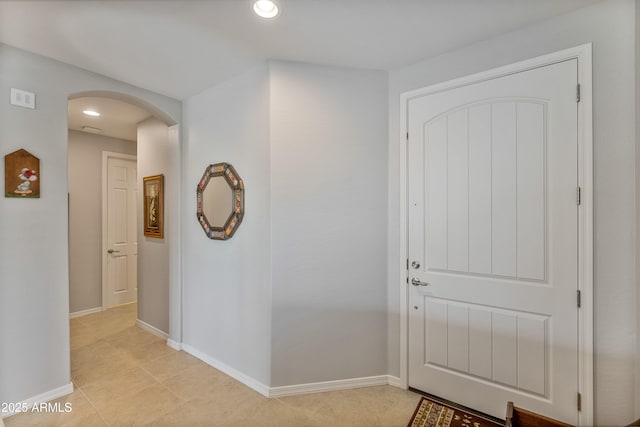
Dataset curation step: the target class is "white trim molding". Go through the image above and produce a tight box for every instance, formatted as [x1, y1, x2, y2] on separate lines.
[575, 43, 594, 427]
[136, 319, 169, 340]
[69, 307, 102, 319]
[167, 339, 183, 351]
[182, 344, 271, 397]
[1, 382, 74, 419]
[182, 344, 403, 399]
[387, 375, 403, 388]
[270, 375, 391, 398]
[398, 43, 593, 426]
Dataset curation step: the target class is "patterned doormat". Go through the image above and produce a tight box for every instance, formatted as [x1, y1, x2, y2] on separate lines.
[408, 397, 503, 427]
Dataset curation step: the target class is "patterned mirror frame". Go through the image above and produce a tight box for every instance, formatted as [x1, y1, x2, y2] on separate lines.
[196, 162, 244, 240]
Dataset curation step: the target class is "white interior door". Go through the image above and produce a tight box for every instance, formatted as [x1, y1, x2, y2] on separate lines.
[104, 155, 137, 308]
[408, 59, 579, 423]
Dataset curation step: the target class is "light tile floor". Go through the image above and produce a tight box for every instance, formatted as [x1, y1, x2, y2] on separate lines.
[5, 303, 421, 426]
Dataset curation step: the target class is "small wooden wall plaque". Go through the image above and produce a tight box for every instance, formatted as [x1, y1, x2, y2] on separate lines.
[5, 149, 40, 198]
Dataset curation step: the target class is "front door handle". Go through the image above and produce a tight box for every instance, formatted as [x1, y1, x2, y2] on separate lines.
[107, 249, 120, 254]
[411, 277, 430, 287]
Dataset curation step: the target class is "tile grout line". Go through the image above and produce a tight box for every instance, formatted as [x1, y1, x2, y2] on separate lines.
[74, 382, 111, 427]
[69, 307, 171, 424]
[138, 363, 189, 405]
[64, 303, 422, 426]
[135, 365, 192, 426]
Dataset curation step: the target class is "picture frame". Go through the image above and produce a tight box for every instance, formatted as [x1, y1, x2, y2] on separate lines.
[143, 174, 164, 238]
[5, 149, 40, 198]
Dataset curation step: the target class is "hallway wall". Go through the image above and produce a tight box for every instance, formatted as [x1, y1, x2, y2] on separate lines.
[181, 60, 388, 389]
[182, 64, 273, 385]
[269, 61, 388, 387]
[68, 130, 136, 314]
[137, 117, 174, 334]
[0, 43, 181, 408]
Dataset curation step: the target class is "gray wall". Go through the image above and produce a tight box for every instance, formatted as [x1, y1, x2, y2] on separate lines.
[182, 64, 273, 385]
[181, 61, 388, 388]
[0, 43, 180, 405]
[137, 117, 173, 334]
[387, 1, 637, 425]
[68, 130, 136, 314]
[269, 61, 388, 386]
[636, 0, 640, 419]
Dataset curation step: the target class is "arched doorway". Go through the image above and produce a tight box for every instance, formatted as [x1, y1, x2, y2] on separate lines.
[67, 90, 181, 348]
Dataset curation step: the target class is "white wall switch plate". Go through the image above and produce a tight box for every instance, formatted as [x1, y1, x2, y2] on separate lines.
[10, 88, 36, 109]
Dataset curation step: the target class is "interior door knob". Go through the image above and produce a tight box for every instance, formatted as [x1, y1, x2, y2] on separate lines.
[411, 277, 430, 287]
[107, 249, 120, 254]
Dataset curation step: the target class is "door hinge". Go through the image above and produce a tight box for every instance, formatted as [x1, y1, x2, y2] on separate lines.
[576, 187, 582, 205]
[577, 392, 582, 411]
[576, 84, 581, 103]
[577, 290, 582, 308]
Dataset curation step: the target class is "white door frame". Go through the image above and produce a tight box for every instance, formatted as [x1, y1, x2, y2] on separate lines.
[101, 151, 138, 311]
[398, 44, 593, 426]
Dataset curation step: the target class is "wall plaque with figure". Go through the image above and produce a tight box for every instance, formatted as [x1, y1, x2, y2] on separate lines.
[143, 174, 164, 238]
[5, 149, 40, 198]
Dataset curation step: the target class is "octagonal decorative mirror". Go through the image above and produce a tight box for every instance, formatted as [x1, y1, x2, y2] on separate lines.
[197, 162, 244, 240]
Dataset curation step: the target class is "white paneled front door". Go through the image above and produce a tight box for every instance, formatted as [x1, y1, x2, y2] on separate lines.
[408, 59, 579, 423]
[105, 155, 138, 308]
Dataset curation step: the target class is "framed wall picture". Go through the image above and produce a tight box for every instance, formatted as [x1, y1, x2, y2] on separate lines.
[5, 149, 40, 198]
[143, 174, 164, 238]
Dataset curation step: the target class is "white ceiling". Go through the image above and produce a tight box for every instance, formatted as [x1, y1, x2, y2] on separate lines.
[68, 97, 152, 141]
[3, 0, 602, 141]
[0, 0, 602, 101]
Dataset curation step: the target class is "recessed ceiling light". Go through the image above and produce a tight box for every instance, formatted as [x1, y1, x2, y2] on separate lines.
[253, 0, 279, 18]
[82, 109, 100, 117]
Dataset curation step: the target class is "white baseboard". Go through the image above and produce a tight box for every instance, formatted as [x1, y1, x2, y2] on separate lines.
[387, 375, 403, 388]
[182, 344, 271, 397]
[167, 339, 183, 351]
[69, 307, 102, 319]
[1, 382, 73, 419]
[180, 343, 402, 399]
[270, 375, 392, 397]
[136, 319, 169, 340]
